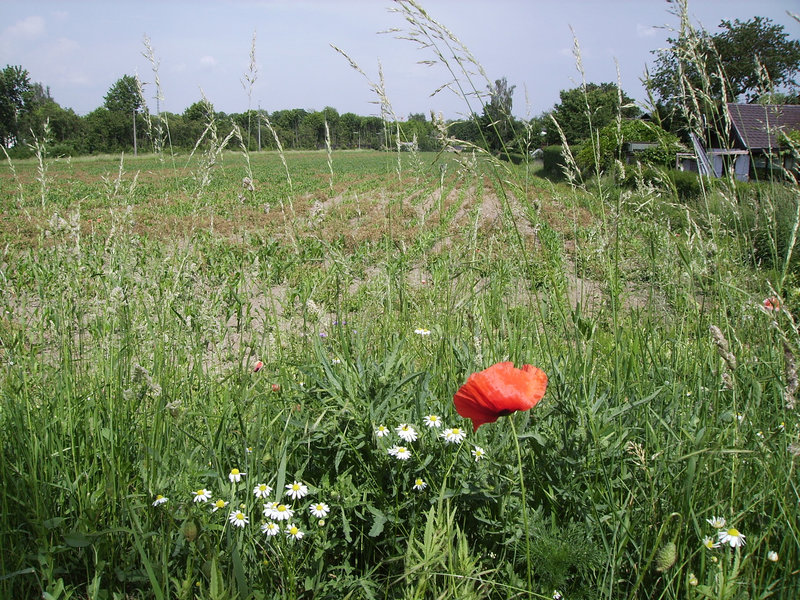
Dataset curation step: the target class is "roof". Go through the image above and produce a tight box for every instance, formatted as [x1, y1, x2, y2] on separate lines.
[727, 103, 800, 151]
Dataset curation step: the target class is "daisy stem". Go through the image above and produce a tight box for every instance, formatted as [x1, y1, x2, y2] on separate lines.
[509, 417, 533, 591]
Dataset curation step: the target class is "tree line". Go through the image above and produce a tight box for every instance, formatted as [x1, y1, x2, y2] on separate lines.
[1, 15, 798, 164]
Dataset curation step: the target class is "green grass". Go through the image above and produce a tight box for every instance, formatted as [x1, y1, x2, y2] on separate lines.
[1, 146, 798, 599]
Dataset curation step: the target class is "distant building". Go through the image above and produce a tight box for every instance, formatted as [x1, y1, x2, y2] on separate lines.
[677, 103, 800, 181]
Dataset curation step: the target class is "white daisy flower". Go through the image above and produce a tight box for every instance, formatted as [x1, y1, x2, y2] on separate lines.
[285, 481, 308, 500]
[253, 483, 273, 499]
[309, 502, 330, 518]
[152, 494, 168, 506]
[192, 488, 212, 503]
[413, 478, 427, 491]
[286, 523, 304, 540]
[270, 503, 294, 521]
[471, 446, 486, 461]
[228, 510, 249, 528]
[228, 468, 246, 483]
[395, 424, 418, 442]
[375, 425, 390, 438]
[441, 427, 466, 444]
[261, 521, 280, 536]
[211, 499, 229, 512]
[389, 445, 411, 460]
[702, 536, 719, 549]
[718, 527, 746, 548]
[423, 415, 442, 428]
[414, 328, 431, 336]
[706, 516, 726, 529]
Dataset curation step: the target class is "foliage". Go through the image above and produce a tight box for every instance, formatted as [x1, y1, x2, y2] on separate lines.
[480, 76, 518, 154]
[0, 64, 33, 147]
[648, 11, 800, 136]
[575, 118, 681, 174]
[546, 82, 640, 146]
[541, 144, 569, 180]
[104, 74, 145, 115]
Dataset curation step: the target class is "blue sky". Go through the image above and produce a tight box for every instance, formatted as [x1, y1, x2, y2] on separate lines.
[1, 1, 798, 119]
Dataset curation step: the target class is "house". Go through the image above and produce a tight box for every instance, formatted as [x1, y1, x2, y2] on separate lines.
[677, 103, 800, 182]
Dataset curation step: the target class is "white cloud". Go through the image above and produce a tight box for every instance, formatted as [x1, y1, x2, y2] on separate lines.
[2, 15, 46, 39]
[199, 55, 218, 68]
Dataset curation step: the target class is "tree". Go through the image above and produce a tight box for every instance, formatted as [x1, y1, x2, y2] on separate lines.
[104, 75, 143, 115]
[0, 65, 33, 147]
[547, 83, 639, 146]
[481, 76, 517, 153]
[648, 13, 800, 125]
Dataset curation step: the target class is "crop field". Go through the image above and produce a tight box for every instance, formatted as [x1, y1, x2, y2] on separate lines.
[1, 143, 798, 599]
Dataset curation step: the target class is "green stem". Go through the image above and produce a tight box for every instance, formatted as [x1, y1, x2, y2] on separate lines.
[509, 417, 533, 593]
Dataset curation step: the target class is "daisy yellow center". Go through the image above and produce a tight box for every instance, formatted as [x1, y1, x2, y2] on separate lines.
[196, 489, 205, 495]
[156, 494, 163, 499]
[277, 505, 287, 512]
[415, 479, 423, 485]
[727, 528, 740, 537]
[259, 485, 267, 491]
[290, 526, 299, 534]
[452, 428, 461, 435]
[215, 500, 225, 508]
[292, 484, 300, 490]
[235, 513, 244, 520]
[231, 469, 240, 475]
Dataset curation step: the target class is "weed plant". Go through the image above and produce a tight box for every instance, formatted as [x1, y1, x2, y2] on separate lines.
[1, 1, 799, 599]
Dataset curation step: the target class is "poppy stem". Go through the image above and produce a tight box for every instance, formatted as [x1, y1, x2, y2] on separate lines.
[509, 416, 533, 591]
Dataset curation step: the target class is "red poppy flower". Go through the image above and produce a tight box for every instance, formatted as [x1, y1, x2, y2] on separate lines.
[253, 360, 264, 372]
[453, 362, 548, 432]
[763, 297, 781, 311]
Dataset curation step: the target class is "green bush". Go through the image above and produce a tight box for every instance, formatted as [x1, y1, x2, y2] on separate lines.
[541, 145, 568, 179]
[575, 119, 681, 175]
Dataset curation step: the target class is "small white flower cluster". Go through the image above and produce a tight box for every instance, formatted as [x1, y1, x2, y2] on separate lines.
[373, 416, 488, 492]
[153, 470, 330, 543]
[704, 516, 746, 549]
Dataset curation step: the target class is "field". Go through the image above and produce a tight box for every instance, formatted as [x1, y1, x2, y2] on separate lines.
[0, 143, 798, 600]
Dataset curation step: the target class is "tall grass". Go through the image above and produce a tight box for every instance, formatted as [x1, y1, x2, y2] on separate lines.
[0, 1, 798, 599]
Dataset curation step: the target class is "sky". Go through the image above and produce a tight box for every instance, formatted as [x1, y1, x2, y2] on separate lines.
[1, 0, 799, 120]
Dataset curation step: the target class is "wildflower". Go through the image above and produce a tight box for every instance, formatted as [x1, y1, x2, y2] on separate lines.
[253, 360, 264, 372]
[375, 424, 390, 438]
[286, 523, 304, 540]
[228, 468, 245, 483]
[389, 445, 412, 460]
[192, 489, 212, 503]
[553, 592, 563, 600]
[331, 358, 341, 364]
[413, 478, 427, 491]
[317, 519, 326, 526]
[453, 362, 548, 431]
[414, 328, 431, 336]
[228, 510, 249, 528]
[423, 414, 442, 428]
[718, 527, 746, 548]
[441, 427, 467, 444]
[262, 501, 278, 517]
[688, 573, 698, 586]
[706, 516, 726, 529]
[269, 503, 294, 521]
[211, 499, 229, 512]
[246, 446, 253, 454]
[286, 481, 309, 500]
[768, 550, 779, 562]
[309, 502, 330, 518]
[152, 494, 168, 506]
[702, 536, 719, 549]
[471, 446, 486, 461]
[253, 483, 273, 499]
[763, 297, 781, 311]
[271, 384, 280, 392]
[261, 521, 280, 536]
[396, 424, 418, 442]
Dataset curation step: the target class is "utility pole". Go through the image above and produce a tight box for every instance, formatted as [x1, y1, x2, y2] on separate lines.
[133, 107, 137, 156]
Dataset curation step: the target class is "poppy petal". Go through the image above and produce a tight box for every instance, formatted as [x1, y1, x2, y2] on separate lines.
[453, 362, 547, 431]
